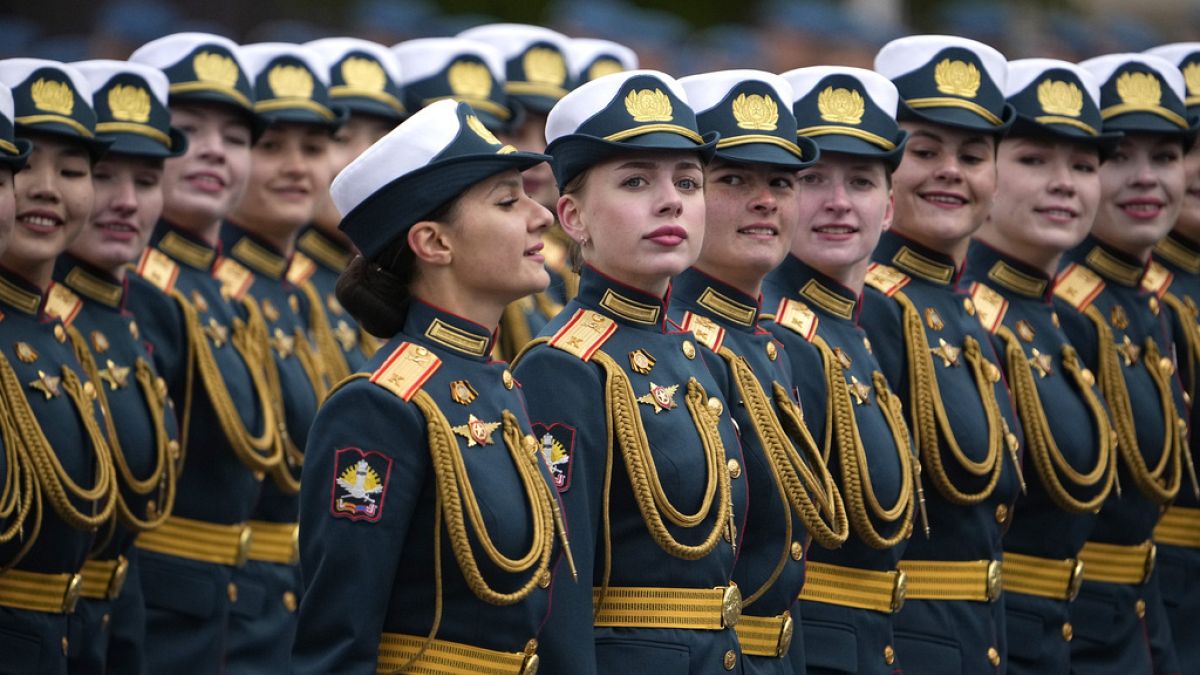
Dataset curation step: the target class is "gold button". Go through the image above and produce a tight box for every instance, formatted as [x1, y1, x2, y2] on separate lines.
[227, 582, 238, 603]
[766, 341, 778, 361]
[102, 613, 111, 630]
[253, 471, 265, 482]
[1081, 368, 1096, 387]
[727, 458, 741, 479]
[129, 321, 139, 339]
[883, 645, 895, 665]
[963, 298, 976, 316]
[1052, 312, 1061, 327]
[682, 340, 696, 360]
[62, 636, 69, 655]
[83, 381, 96, 399]
[1149, 297, 1160, 314]
[54, 324, 66, 342]
[538, 571, 551, 588]
[1062, 622, 1073, 642]
[502, 370, 514, 390]
[863, 337, 873, 353]
[994, 504, 1008, 524]
[723, 649, 737, 670]
[987, 646, 1000, 666]
[1135, 598, 1146, 618]
[707, 396, 724, 417]
[282, 591, 297, 612]
[791, 541, 803, 561]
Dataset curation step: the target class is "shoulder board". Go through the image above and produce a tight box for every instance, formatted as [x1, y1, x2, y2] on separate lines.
[369, 341, 442, 402]
[864, 263, 911, 297]
[772, 298, 818, 342]
[43, 282, 82, 327]
[1053, 263, 1105, 312]
[679, 311, 725, 353]
[549, 309, 617, 361]
[213, 257, 254, 301]
[135, 248, 180, 294]
[968, 282, 1008, 334]
[1141, 261, 1174, 299]
[286, 251, 318, 286]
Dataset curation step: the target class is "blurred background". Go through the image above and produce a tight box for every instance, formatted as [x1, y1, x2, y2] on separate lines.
[6, 0, 1200, 72]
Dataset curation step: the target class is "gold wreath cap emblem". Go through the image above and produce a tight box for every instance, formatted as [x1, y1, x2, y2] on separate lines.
[1182, 61, 1200, 97]
[524, 46, 567, 86]
[1037, 79, 1083, 117]
[193, 51, 240, 87]
[448, 60, 493, 99]
[31, 78, 74, 115]
[624, 88, 673, 122]
[732, 92, 779, 130]
[466, 114, 501, 145]
[108, 84, 152, 123]
[1116, 70, 1162, 107]
[588, 58, 624, 82]
[934, 58, 981, 98]
[268, 63, 314, 100]
[817, 86, 865, 125]
[341, 56, 386, 92]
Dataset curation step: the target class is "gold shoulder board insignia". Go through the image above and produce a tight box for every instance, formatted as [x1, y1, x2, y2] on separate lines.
[213, 257, 254, 300]
[136, 248, 180, 293]
[864, 263, 911, 297]
[773, 298, 818, 342]
[286, 251, 318, 286]
[44, 282, 82, 327]
[1141, 261, 1173, 299]
[680, 311, 725, 353]
[369, 341, 442, 401]
[549, 309, 617, 361]
[1053, 263, 1105, 312]
[968, 282, 1009, 334]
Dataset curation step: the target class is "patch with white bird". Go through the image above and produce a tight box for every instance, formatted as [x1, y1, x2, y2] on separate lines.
[330, 447, 392, 522]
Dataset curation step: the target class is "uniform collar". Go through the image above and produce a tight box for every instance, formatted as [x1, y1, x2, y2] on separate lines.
[965, 240, 1051, 300]
[0, 265, 43, 316]
[577, 265, 668, 331]
[772, 254, 860, 322]
[672, 267, 760, 331]
[1154, 230, 1200, 275]
[404, 300, 496, 361]
[296, 226, 353, 273]
[152, 220, 219, 271]
[874, 230, 958, 286]
[1070, 235, 1145, 287]
[222, 222, 290, 280]
[53, 254, 125, 309]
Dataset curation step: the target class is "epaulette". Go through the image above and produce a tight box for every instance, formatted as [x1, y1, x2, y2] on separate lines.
[968, 282, 1008, 334]
[679, 311, 725, 353]
[213, 257, 254, 301]
[864, 263, 911, 297]
[369, 341, 442, 401]
[135, 248, 180, 293]
[43, 282, 82, 327]
[286, 251, 318, 286]
[772, 298, 818, 342]
[1141, 261, 1174, 299]
[549, 309, 617, 361]
[1053, 263, 1105, 312]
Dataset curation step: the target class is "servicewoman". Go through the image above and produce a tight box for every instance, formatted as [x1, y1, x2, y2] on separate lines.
[866, 35, 1024, 674]
[297, 36, 405, 380]
[513, 69, 748, 674]
[960, 58, 1120, 674]
[0, 59, 115, 675]
[55, 58, 187, 675]
[1057, 52, 1195, 673]
[220, 42, 341, 672]
[1142, 42, 1200, 675]
[672, 69, 848, 674]
[765, 66, 917, 675]
[124, 33, 280, 673]
[291, 99, 563, 675]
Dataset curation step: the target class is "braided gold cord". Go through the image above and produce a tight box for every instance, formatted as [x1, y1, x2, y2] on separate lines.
[299, 279, 351, 384]
[0, 354, 39, 559]
[1159, 292, 1200, 497]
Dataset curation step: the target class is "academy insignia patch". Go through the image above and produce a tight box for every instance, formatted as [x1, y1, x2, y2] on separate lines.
[330, 447, 392, 522]
[531, 422, 575, 492]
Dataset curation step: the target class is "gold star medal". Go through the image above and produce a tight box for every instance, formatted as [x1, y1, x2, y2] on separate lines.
[924, 307, 944, 331]
[450, 380, 478, 405]
[190, 290, 209, 314]
[1110, 306, 1129, 330]
[205, 318, 228, 347]
[452, 414, 501, 447]
[29, 370, 61, 399]
[1118, 335, 1140, 366]
[628, 349, 655, 375]
[272, 327, 295, 358]
[931, 338, 961, 367]
[847, 376, 871, 406]
[14, 342, 37, 363]
[637, 382, 679, 414]
[1029, 349, 1053, 378]
[99, 359, 131, 389]
[1016, 320, 1035, 343]
[333, 320, 357, 351]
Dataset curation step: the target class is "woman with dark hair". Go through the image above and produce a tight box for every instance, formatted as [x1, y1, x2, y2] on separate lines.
[292, 99, 566, 675]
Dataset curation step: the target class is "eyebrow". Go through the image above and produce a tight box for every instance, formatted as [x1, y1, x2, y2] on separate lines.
[615, 160, 659, 170]
[488, 177, 522, 195]
[909, 130, 943, 143]
[675, 161, 702, 172]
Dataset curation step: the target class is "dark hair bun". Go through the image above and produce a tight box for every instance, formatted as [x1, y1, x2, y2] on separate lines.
[335, 255, 411, 338]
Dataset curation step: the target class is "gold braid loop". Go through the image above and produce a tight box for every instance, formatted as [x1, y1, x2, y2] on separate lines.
[299, 280, 351, 384]
[997, 327, 1115, 513]
[1159, 292, 1200, 498]
[0, 353, 41, 562]
[262, 325, 331, 495]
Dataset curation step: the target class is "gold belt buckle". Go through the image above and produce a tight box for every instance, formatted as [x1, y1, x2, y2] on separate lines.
[107, 555, 129, 600]
[63, 573, 83, 614]
[520, 639, 539, 675]
[1067, 559, 1085, 601]
[776, 612, 795, 657]
[235, 526, 253, 567]
[721, 584, 742, 628]
[986, 560, 1002, 602]
[891, 570, 908, 613]
[1143, 542, 1157, 584]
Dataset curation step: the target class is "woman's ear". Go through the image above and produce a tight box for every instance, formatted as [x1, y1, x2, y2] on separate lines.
[882, 190, 895, 231]
[557, 193, 587, 244]
[407, 220, 453, 266]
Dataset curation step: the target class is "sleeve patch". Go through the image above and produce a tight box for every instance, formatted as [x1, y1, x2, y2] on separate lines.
[532, 422, 575, 493]
[330, 447, 392, 522]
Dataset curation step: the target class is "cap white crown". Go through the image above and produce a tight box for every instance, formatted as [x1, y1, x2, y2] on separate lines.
[781, 65, 900, 117]
[129, 32, 249, 74]
[874, 34, 1008, 93]
[0, 84, 14, 123]
[545, 69, 690, 144]
[305, 37, 403, 84]
[1078, 53, 1185, 101]
[72, 59, 171, 105]
[392, 38, 505, 88]
[240, 43, 330, 84]
[456, 23, 571, 60]
[0, 59, 92, 103]
[565, 38, 639, 80]
[1144, 43, 1200, 69]
[1005, 58, 1101, 107]
[678, 69, 794, 114]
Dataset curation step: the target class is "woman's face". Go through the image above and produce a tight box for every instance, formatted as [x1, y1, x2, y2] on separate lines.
[314, 114, 395, 230]
[231, 122, 333, 245]
[443, 169, 552, 304]
[1092, 134, 1185, 258]
[986, 137, 1101, 261]
[161, 103, 252, 232]
[891, 121, 997, 253]
[697, 158, 798, 293]
[560, 151, 706, 294]
[5, 134, 93, 273]
[1174, 140, 1200, 242]
[69, 154, 164, 272]
[791, 154, 893, 285]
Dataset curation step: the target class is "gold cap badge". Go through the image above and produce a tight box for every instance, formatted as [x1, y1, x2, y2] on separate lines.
[193, 51, 239, 87]
[934, 59, 981, 98]
[108, 84, 152, 123]
[341, 56, 386, 92]
[523, 47, 567, 86]
[467, 114, 500, 144]
[1116, 71, 1162, 107]
[448, 60, 493, 99]
[31, 78, 74, 115]
[268, 64, 314, 100]
[732, 93, 778, 130]
[1182, 62, 1200, 97]
[625, 88, 672, 122]
[589, 58, 623, 82]
[817, 86, 864, 125]
[1037, 80, 1083, 117]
